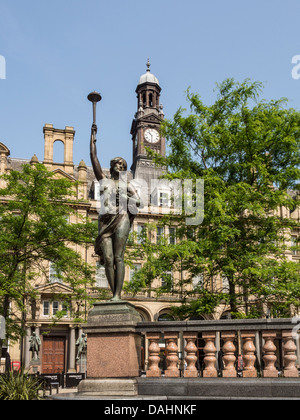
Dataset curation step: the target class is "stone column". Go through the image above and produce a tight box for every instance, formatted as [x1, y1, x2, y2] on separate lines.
[146, 332, 161, 377]
[183, 332, 198, 377]
[282, 330, 298, 377]
[69, 325, 76, 372]
[164, 332, 179, 377]
[202, 331, 217, 377]
[222, 331, 236, 377]
[241, 331, 257, 377]
[262, 331, 278, 378]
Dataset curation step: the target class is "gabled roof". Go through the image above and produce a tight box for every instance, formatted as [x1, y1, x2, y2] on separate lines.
[35, 282, 74, 295]
[52, 168, 76, 181]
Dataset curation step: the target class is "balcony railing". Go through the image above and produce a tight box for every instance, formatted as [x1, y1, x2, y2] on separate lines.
[136, 318, 300, 378]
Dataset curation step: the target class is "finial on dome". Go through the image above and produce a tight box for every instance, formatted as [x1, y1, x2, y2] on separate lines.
[146, 58, 151, 72]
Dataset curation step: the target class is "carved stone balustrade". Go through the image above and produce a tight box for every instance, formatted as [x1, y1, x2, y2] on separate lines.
[137, 318, 300, 379]
[202, 332, 217, 377]
[183, 332, 198, 377]
[146, 332, 161, 377]
[241, 332, 257, 377]
[222, 331, 236, 377]
[262, 331, 278, 378]
[164, 332, 179, 377]
[282, 330, 298, 377]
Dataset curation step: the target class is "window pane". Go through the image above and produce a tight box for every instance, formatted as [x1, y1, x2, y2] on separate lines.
[53, 301, 59, 315]
[43, 301, 50, 316]
[137, 224, 146, 244]
[169, 227, 176, 244]
[61, 302, 68, 317]
[49, 262, 62, 283]
[159, 192, 169, 207]
[192, 273, 204, 288]
[156, 226, 164, 243]
[130, 263, 141, 281]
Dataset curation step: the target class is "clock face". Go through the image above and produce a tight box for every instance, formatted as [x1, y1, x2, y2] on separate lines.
[144, 128, 159, 144]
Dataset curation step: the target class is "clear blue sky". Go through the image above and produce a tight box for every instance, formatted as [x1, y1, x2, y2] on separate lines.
[1, 0, 300, 169]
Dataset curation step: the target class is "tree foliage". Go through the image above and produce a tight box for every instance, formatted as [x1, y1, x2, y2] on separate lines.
[0, 163, 98, 340]
[126, 78, 300, 319]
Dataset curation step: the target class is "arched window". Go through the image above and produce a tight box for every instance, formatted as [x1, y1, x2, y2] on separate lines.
[149, 93, 153, 107]
[158, 312, 174, 321]
[53, 139, 64, 163]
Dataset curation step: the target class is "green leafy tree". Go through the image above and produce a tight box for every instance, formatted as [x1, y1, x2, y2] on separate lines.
[0, 163, 98, 346]
[126, 78, 300, 319]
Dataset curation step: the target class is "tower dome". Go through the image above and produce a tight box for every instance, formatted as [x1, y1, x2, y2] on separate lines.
[138, 59, 159, 86]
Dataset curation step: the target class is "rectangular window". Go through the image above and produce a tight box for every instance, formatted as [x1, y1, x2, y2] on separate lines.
[43, 301, 50, 316]
[222, 275, 230, 293]
[49, 262, 62, 283]
[61, 302, 69, 317]
[129, 263, 141, 282]
[291, 236, 298, 255]
[137, 224, 146, 244]
[156, 226, 164, 244]
[192, 273, 204, 289]
[159, 192, 169, 207]
[52, 301, 59, 315]
[168, 227, 176, 245]
[161, 271, 173, 289]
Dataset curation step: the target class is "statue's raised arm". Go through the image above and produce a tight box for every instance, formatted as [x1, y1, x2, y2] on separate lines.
[87, 90, 141, 301]
[90, 123, 106, 181]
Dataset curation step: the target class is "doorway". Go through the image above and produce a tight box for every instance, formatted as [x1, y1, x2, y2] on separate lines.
[42, 336, 66, 373]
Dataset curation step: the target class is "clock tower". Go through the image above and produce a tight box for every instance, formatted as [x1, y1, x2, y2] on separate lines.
[130, 59, 166, 185]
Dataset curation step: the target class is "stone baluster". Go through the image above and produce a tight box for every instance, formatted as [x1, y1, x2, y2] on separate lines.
[146, 332, 161, 377]
[164, 332, 180, 377]
[202, 332, 217, 377]
[282, 330, 298, 377]
[262, 331, 278, 378]
[241, 332, 257, 377]
[183, 332, 198, 377]
[221, 331, 236, 377]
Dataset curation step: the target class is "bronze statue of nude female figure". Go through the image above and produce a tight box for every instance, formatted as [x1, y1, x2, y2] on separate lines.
[90, 122, 142, 301]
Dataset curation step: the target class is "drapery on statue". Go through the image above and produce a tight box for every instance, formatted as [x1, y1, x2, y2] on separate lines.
[29, 332, 41, 360]
[89, 92, 142, 301]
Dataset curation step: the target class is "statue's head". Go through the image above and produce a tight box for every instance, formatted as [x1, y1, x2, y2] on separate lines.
[110, 157, 127, 176]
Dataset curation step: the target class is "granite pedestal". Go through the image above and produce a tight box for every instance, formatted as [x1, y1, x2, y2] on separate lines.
[78, 300, 141, 396]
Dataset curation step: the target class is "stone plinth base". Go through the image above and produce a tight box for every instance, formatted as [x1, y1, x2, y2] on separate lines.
[263, 369, 278, 378]
[222, 370, 237, 378]
[78, 378, 138, 396]
[283, 369, 299, 378]
[242, 370, 257, 378]
[183, 370, 198, 378]
[203, 369, 217, 377]
[83, 300, 141, 379]
[165, 370, 180, 377]
[29, 359, 41, 374]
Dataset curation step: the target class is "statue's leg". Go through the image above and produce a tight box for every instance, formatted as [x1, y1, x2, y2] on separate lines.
[100, 236, 115, 295]
[112, 216, 130, 299]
